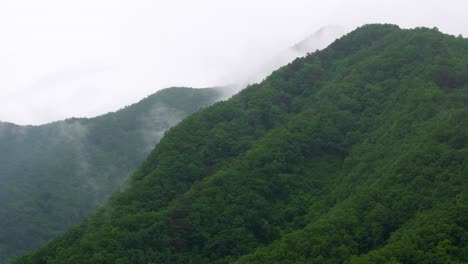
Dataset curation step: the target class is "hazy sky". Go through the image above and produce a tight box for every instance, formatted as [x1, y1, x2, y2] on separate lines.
[1, 0, 467, 125]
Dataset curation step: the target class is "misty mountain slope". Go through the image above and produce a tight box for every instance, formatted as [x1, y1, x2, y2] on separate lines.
[0, 87, 221, 263]
[15, 24, 468, 264]
[221, 25, 349, 99]
[292, 25, 349, 52]
[233, 25, 348, 90]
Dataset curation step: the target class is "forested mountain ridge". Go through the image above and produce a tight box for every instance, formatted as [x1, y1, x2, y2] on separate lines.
[15, 24, 468, 263]
[0, 87, 221, 263]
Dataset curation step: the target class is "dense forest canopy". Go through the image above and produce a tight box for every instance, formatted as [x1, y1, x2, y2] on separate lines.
[14, 24, 468, 263]
[0, 87, 221, 263]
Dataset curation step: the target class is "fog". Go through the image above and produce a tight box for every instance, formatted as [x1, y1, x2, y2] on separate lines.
[0, 0, 466, 125]
[139, 104, 185, 152]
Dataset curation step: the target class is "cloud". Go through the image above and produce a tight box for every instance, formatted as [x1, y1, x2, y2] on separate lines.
[0, 0, 466, 125]
[138, 104, 185, 153]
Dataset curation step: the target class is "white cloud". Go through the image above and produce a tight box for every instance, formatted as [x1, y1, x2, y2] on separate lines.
[0, 0, 467, 125]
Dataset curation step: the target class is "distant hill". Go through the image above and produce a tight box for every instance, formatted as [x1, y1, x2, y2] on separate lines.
[0, 87, 221, 263]
[15, 24, 468, 263]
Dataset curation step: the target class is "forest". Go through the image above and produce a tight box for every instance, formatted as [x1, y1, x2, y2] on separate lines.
[0, 87, 220, 263]
[14, 24, 468, 263]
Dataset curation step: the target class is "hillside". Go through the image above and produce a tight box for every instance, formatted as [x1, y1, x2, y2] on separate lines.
[0, 87, 221, 263]
[235, 25, 348, 91]
[15, 24, 468, 263]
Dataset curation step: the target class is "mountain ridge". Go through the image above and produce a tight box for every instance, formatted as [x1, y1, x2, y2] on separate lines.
[13, 24, 468, 263]
[0, 87, 222, 263]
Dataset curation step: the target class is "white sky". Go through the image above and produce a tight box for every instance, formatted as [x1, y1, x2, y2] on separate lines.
[0, 0, 467, 125]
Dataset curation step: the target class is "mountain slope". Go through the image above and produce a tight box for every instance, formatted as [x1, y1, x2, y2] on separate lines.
[15, 24, 468, 264]
[0, 87, 221, 263]
[232, 25, 348, 93]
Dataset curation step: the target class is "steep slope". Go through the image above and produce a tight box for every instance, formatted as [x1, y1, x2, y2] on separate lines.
[291, 25, 349, 53]
[232, 25, 348, 93]
[15, 24, 468, 264]
[0, 87, 221, 263]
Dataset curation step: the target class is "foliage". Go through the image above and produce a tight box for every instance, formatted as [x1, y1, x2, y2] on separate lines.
[14, 24, 468, 263]
[0, 88, 220, 263]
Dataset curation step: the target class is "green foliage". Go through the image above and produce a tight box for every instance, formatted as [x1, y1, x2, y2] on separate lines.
[0, 87, 220, 263]
[14, 24, 468, 263]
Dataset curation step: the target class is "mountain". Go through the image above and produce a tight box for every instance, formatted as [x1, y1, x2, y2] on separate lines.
[0, 87, 221, 263]
[291, 25, 349, 53]
[233, 25, 348, 92]
[15, 24, 468, 263]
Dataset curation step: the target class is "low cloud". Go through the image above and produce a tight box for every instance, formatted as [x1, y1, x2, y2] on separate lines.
[0, 0, 466, 125]
[139, 105, 185, 153]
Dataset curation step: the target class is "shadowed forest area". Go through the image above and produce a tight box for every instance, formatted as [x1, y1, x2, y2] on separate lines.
[0, 88, 221, 263]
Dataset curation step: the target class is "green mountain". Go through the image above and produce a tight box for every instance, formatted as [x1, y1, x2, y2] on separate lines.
[15, 24, 468, 263]
[0, 87, 221, 263]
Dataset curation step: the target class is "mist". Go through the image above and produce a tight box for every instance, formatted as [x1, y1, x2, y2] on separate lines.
[0, 0, 467, 125]
[139, 105, 185, 152]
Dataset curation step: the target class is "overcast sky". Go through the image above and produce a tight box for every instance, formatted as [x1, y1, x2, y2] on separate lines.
[1, 0, 467, 125]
